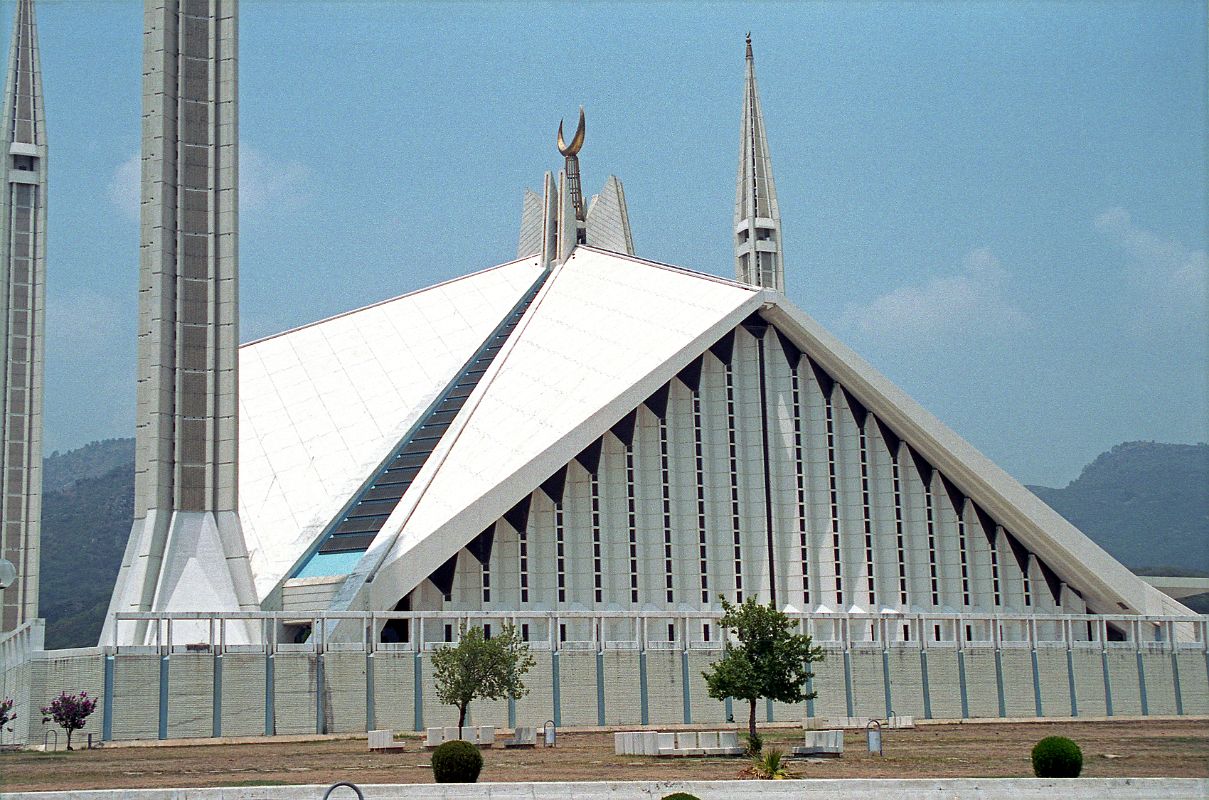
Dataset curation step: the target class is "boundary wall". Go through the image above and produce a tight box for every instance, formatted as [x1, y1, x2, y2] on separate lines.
[3, 611, 1207, 745]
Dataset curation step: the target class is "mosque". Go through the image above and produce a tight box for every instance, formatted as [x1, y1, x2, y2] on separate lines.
[0, 2, 1205, 744]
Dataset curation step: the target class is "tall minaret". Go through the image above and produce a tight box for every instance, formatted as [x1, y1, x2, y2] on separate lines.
[103, 0, 257, 645]
[0, 0, 46, 633]
[734, 33, 784, 293]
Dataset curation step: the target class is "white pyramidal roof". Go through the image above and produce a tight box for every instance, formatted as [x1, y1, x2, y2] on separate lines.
[238, 257, 543, 599]
[303, 246, 1186, 620]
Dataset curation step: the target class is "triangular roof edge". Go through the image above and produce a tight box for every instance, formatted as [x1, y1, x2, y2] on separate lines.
[758, 299, 1188, 618]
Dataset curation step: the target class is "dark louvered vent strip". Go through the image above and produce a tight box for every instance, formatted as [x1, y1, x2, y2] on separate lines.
[308, 269, 551, 558]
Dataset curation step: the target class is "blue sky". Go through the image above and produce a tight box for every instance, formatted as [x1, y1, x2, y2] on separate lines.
[25, 1, 1208, 487]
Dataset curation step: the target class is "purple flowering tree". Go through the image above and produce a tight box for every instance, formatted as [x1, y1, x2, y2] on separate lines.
[41, 691, 97, 750]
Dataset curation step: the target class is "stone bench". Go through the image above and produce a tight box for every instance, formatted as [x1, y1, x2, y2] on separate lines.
[613, 730, 743, 757]
[792, 728, 844, 757]
[425, 725, 495, 748]
[367, 729, 406, 752]
[502, 725, 537, 748]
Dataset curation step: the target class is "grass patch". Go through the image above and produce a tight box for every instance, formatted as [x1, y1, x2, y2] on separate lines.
[216, 779, 292, 787]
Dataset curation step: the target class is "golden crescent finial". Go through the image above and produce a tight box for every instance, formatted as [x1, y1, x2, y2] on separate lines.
[557, 106, 586, 157]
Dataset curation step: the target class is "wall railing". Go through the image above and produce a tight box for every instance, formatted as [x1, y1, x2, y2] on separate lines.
[107, 610, 1209, 656]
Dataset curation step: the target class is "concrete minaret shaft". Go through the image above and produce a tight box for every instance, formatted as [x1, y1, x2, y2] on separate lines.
[734, 34, 784, 293]
[103, 0, 257, 645]
[0, 0, 45, 632]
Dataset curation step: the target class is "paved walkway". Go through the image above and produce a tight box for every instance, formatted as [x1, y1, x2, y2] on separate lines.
[8, 779, 1208, 800]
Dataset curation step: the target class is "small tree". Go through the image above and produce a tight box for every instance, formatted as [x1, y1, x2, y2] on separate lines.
[432, 624, 535, 730]
[703, 597, 824, 744]
[41, 691, 97, 750]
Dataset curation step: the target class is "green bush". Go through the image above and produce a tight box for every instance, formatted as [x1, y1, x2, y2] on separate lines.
[431, 739, 483, 783]
[661, 794, 701, 800]
[1031, 735, 1083, 778]
[743, 729, 763, 756]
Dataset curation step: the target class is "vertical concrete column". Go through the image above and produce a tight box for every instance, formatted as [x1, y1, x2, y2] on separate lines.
[0, 0, 48, 633]
[551, 650, 561, 727]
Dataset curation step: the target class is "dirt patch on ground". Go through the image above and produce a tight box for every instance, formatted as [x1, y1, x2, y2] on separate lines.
[1, 719, 1206, 791]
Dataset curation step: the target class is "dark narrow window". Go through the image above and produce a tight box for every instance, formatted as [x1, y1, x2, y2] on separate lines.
[955, 500, 970, 607]
[521, 623, 530, 642]
[725, 364, 742, 602]
[591, 475, 603, 604]
[824, 389, 843, 606]
[626, 445, 639, 604]
[791, 368, 810, 606]
[668, 623, 676, 641]
[891, 451, 908, 606]
[693, 392, 709, 604]
[555, 503, 566, 603]
[858, 425, 875, 605]
[559, 623, 566, 642]
[925, 480, 939, 606]
[519, 524, 529, 604]
[660, 418, 674, 604]
[444, 624, 452, 643]
[989, 528, 1002, 606]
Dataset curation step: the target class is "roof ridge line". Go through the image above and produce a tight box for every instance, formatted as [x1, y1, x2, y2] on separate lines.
[241, 255, 543, 348]
[575, 245, 761, 291]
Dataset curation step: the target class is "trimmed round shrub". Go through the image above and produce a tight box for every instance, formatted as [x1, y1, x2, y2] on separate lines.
[1031, 735, 1083, 778]
[431, 739, 483, 783]
[661, 794, 701, 800]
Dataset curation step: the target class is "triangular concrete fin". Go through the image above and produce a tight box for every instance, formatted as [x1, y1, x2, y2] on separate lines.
[428, 553, 459, 597]
[1036, 558, 1064, 606]
[611, 410, 638, 448]
[503, 495, 532, 533]
[467, 525, 495, 566]
[974, 503, 998, 547]
[710, 329, 736, 365]
[517, 188, 544, 258]
[539, 466, 568, 505]
[677, 356, 705, 392]
[874, 416, 901, 457]
[575, 438, 604, 475]
[643, 383, 671, 420]
[774, 328, 801, 369]
[841, 387, 868, 429]
[584, 175, 635, 255]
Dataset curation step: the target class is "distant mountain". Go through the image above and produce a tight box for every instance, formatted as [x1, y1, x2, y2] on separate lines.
[31, 439, 1209, 649]
[1027, 441, 1209, 575]
[38, 438, 133, 649]
[42, 437, 134, 494]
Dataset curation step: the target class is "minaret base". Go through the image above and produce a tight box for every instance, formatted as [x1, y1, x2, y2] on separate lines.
[101, 511, 258, 646]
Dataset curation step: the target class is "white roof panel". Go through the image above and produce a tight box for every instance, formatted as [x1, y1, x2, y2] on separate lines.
[238, 257, 543, 599]
[363, 247, 762, 607]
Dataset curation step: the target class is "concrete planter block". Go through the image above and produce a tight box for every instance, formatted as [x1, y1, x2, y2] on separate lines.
[719, 731, 740, 749]
[698, 731, 719, 749]
[425, 727, 443, 748]
[794, 729, 844, 756]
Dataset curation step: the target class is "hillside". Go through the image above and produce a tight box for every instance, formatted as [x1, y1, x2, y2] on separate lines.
[31, 438, 1209, 648]
[1027, 441, 1209, 575]
[39, 445, 133, 649]
[42, 437, 134, 494]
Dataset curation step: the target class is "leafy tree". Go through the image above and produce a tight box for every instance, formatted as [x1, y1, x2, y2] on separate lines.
[41, 691, 97, 750]
[432, 624, 535, 730]
[703, 597, 824, 743]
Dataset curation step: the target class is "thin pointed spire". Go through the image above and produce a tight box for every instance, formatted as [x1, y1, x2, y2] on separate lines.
[0, 0, 46, 632]
[734, 34, 785, 293]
